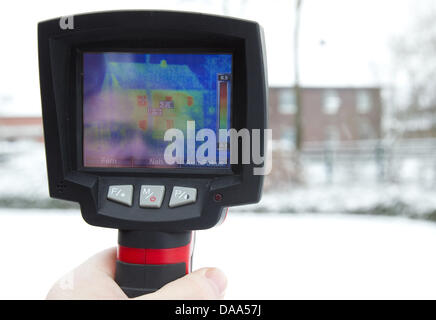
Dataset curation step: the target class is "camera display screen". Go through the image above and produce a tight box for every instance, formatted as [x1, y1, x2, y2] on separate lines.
[82, 52, 232, 169]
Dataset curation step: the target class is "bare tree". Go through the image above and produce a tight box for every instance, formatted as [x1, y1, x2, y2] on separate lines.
[294, 0, 303, 150]
[222, 0, 229, 15]
[391, 9, 436, 138]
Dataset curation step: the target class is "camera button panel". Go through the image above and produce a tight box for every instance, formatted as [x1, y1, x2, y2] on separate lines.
[140, 185, 165, 208]
[107, 185, 133, 206]
[169, 187, 197, 208]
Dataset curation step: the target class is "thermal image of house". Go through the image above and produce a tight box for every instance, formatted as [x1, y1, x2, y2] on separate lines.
[102, 59, 205, 140]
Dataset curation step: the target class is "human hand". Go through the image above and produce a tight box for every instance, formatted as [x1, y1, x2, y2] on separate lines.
[46, 248, 227, 300]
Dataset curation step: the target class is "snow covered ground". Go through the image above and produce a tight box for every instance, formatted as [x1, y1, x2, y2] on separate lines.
[236, 184, 436, 220]
[0, 209, 436, 300]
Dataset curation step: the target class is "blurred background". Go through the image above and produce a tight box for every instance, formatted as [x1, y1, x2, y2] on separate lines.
[1, 0, 436, 299]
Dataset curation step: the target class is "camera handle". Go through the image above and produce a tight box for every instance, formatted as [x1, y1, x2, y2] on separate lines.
[115, 230, 194, 298]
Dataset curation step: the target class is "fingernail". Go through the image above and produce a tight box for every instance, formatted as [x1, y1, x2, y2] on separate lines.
[205, 268, 227, 297]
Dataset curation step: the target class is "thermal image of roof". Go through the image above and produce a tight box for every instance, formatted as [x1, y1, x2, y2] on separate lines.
[103, 59, 206, 139]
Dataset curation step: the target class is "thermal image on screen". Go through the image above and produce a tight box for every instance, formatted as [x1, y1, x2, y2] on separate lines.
[83, 52, 232, 168]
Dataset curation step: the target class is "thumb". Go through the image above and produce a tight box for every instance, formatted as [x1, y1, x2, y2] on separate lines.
[135, 268, 227, 300]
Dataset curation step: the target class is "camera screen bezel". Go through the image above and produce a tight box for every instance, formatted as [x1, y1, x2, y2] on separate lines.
[77, 49, 238, 176]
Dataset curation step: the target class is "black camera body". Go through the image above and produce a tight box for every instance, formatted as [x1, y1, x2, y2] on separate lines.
[38, 11, 267, 297]
[39, 10, 267, 232]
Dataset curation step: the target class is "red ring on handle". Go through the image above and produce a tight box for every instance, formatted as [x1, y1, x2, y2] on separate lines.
[117, 241, 192, 274]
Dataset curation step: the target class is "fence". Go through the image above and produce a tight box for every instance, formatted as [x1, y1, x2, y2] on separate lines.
[269, 138, 436, 188]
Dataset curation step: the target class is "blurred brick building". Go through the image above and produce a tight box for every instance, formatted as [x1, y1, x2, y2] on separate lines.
[269, 87, 382, 147]
[0, 87, 382, 145]
[0, 117, 43, 142]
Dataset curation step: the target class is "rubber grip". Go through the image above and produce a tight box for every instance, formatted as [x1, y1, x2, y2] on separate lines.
[115, 230, 193, 298]
[115, 261, 187, 297]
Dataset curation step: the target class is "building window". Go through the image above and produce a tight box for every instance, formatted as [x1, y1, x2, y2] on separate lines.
[358, 119, 374, 139]
[281, 127, 296, 150]
[356, 90, 372, 114]
[325, 125, 340, 142]
[323, 90, 341, 114]
[278, 89, 296, 115]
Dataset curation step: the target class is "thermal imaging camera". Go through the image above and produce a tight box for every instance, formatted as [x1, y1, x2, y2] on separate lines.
[38, 10, 267, 297]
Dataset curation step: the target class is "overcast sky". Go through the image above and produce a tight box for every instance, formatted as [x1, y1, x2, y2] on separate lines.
[0, 0, 429, 116]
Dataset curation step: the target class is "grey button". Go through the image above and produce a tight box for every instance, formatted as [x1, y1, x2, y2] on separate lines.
[140, 185, 165, 208]
[169, 187, 197, 208]
[107, 185, 133, 206]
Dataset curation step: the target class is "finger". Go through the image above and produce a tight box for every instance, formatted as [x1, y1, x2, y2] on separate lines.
[85, 247, 118, 278]
[135, 268, 227, 300]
